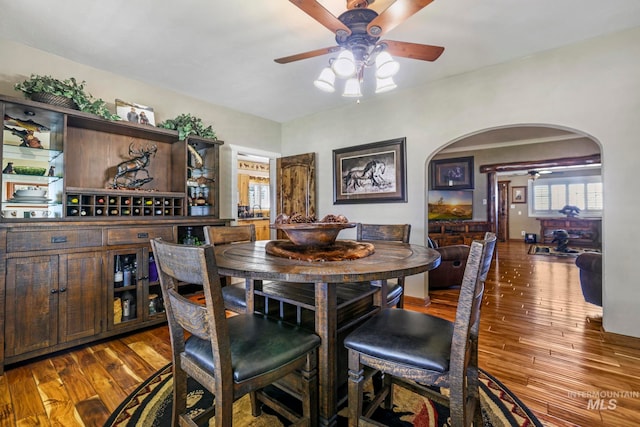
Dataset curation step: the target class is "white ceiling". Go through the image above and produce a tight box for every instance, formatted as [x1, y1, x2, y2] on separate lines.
[2, 0, 640, 123]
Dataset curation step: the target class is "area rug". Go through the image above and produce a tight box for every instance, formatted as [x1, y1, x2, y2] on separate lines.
[105, 364, 542, 427]
[528, 244, 600, 258]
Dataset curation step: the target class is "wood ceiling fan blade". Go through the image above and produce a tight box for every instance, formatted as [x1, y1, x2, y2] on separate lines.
[367, 0, 434, 37]
[289, 0, 351, 36]
[274, 46, 341, 64]
[381, 40, 444, 61]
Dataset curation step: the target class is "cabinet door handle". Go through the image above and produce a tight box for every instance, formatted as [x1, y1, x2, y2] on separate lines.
[51, 289, 58, 294]
[51, 236, 68, 243]
[59, 288, 67, 293]
[137, 233, 149, 238]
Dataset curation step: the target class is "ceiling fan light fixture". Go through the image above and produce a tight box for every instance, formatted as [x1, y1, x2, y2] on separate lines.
[375, 51, 399, 79]
[332, 50, 357, 78]
[375, 76, 397, 93]
[343, 77, 362, 97]
[313, 67, 336, 92]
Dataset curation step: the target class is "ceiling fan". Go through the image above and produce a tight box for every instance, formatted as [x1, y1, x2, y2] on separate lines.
[276, 0, 444, 95]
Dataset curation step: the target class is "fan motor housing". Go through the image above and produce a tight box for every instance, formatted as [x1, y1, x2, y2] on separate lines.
[336, 9, 380, 52]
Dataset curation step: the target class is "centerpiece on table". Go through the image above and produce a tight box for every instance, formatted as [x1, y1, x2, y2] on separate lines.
[271, 213, 353, 246]
[268, 213, 374, 261]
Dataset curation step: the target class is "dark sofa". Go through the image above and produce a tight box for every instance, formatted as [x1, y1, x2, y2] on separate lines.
[428, 244, 471, 289]
[575, 252, 602, 306]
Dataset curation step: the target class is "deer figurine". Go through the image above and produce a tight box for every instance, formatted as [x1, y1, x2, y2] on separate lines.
[112, 143, 158, 188]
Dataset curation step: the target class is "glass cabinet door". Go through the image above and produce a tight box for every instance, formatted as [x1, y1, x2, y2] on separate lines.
[109, 249, 144, 329]
[2, 102, 64, 219]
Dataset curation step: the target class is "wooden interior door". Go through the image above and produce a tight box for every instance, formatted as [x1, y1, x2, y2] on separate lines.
[498, 180, 510, 242]
[276, 153, 316, 237]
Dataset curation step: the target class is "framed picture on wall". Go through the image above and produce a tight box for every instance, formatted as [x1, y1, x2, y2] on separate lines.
[431, 156, 474, 190]
[428, 190, 473, 220]
[511, 186, 527, 203]
[333, 137, 407, 204]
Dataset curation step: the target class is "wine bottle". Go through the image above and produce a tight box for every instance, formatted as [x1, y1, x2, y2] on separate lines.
[96, 208, 103, 215]
[123, 257, 132, 287]
[121, 290, 136, 320]
[114, 255, 124, 288]
[96, 197, 105, 205]
[80, 208, 87, 216]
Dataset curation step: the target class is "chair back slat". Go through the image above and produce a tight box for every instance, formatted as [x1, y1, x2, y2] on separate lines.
[166, 289, 210, 340]
[204, 224, 256, 245]
[356, 223, 411, 243]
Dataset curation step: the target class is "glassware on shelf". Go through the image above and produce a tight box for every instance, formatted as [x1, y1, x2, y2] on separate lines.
[183, 226, 198, 245]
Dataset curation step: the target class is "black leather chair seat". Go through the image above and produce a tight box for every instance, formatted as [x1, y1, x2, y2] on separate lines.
[344, 308, 454, 373]
[185, 314, 321, 382]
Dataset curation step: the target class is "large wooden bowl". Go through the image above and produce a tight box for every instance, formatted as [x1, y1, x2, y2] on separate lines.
[271, 222, 355, 246]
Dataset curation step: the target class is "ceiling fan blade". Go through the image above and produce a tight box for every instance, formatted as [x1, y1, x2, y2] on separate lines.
[381, 40, 444, 61]
[289, 0, 351, 36]
[368, 0, 434, 37]
[274, 46, 341, 64]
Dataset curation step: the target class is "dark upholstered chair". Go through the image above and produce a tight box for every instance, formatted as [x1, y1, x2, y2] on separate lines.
[429, 244, 471, 289]
[576, 252, 602, 306]
[356, 223, 411, 307]
[203, 225, 256, 313]
[344, 233, 497, 427]
[150, 238, 321, 427]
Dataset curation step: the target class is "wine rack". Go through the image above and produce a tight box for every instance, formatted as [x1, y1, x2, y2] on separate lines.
[66, 190, 184, 217]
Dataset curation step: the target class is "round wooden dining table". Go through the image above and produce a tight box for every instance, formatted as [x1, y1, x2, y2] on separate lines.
[213, 239, 441, 427]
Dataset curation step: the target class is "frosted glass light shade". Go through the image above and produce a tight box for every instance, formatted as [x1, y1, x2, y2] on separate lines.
[314, 67, 336, 92]
[375, 76, 397, 93]
[375, 51, 399, 79]
[343, 78, 362, 97]
[332, 50, 356, 78]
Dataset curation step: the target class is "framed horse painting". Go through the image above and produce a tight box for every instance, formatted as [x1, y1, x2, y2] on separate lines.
[333, 138, 407, 204]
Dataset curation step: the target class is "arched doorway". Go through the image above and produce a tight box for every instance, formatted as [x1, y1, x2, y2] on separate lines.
[425, 124, 602, 246]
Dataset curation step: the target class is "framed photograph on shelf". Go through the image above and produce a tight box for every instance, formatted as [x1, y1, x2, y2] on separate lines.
[511, 186, 527, 204]
[333, 137, 407, 204]
[115, 99, 156, 126]
[431, 156, 474, 190]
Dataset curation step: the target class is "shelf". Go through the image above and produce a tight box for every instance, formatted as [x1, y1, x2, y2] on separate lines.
[66, 192, 185, 218]
[3, 174, 63, 184]
[3, 144, 63, 162]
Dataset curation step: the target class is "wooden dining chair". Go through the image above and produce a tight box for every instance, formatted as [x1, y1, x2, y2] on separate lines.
[150, 238, 321, 427]
[355, 223, 411, 308]
[203, 224, 256, 313]
[344, 232, 497, 427]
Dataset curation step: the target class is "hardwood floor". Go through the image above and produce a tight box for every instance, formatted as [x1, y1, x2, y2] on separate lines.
[0, 240, 638, 426]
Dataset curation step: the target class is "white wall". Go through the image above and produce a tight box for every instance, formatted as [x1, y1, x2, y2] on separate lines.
[282, 27, 640, 338]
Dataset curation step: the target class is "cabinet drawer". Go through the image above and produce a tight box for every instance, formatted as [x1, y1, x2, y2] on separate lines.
[107, 226, 173, 245]
[7, 229, 103, 252]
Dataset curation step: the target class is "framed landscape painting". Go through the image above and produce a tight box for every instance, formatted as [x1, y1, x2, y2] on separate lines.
[428, 190, 473, 220]
[431, 156, 474, 190]
[333, 138, 407, 204]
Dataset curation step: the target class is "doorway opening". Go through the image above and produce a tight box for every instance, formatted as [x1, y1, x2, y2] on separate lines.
[426, 124, 602, 246]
